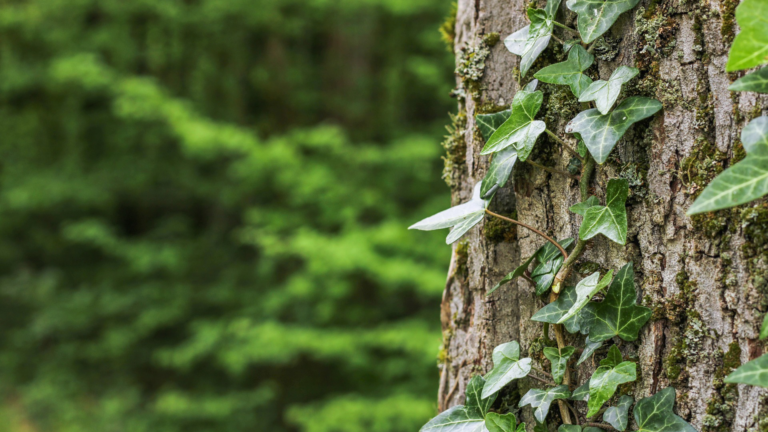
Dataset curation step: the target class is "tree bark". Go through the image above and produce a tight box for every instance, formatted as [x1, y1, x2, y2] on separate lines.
[438, 0, 768, 431]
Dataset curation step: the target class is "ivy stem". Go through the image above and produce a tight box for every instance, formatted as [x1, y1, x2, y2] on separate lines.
[553, 21, 579, 34]
[522, 273, 537, 287]
[545, 129, 584, 163]
[485, 210, 568, 259]
[531, 366, 553, 378]
[551, 33, 565, 44]
[526, 159, 580, 180]
[565, 400, 581, 426]
[587, 41, 598, 53]
[542, 322, 552, 344]
[583, 423, 616, 431]
[527, 373, 557, 387]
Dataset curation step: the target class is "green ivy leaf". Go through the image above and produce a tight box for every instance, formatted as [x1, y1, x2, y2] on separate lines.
[566, 0, 641, 43]
[481, 90, 546, 158]
[488, 255, 536, 296]
[410, 183, 489, 244]
[504, 0, 561, 77]
[482, 341, 533, 398]
[477, 110, 512, 141]
[577, 336, 603, 365]
[534, 45, 594, 98]
[570, 382, 589, 401]
[481, 146, 520, 197]
[588, 262, 651, 342]
[557, 270, 613, 324]
[569, 196, 600, 216]
[578, 66, 639, 114]
[420, 375, 493, 432]
[519, 385, 571, 423]
[531, 285, 596, 334]
[725, 0, 768, 72]
[566, 97, 662, 164]
[604, 395, 633, 431]
[587, 347, 636, 417]
[578, 178, 629, 244]
[486, 413, 519, 432]
[525, 79, 540, 92]
[544, 346, 576, 384]
[467, 375, 497, 415]
[530, 238, 574, 295]
[634, 388, 696, 432]
[687, 116, 768, 215]
[761, 313, 768, 340]
[534, 422, 548, 432]
[724, 353, 768, 388]
[601, 344, 623, 367]
[729, 66, 768, 93]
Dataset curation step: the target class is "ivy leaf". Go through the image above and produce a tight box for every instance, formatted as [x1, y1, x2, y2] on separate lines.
[534, 422, 548, 432]
[504, 0, 561, 77]
[559, 426, 581, 432]
[588, 262, 651, 342]
[578, 66, 639, 114]
[634, 388, 696, 432]
[531, 285, 595, 334]
[729, 66, 768, 93]
[566, 97, 662, 164]
[604, 395, 633, 431]
[724, 353, 768, 388]
[566, 0, 641, 43]
[569, 196, 600, 216]
[519, 385, 571, 423]
[482, 341, 533, 398]
[420, 376, 493, 432]
[534, 45, 594, 98]
[477, 110, 512, 141]
[578, 178, 629, 245]
[488, 254, 536, 296]
[761, 313, 768, 340]
[587, 351, 636, 417]
[536, 238, 574, 262]
[467, 375, 497, 415]
[530, 238, 574, 295]
[725, 0, 768, 72]
[600, 345, 623, 367]
[577, 336, 604, 365]
[481, 90, 546, 158]
[486, 413, 519, 432]
[544, 346, 576, 384]
[570, 382, 590, 401]
[556, 270, 613, 324]
[481, 146, 520, 197]
[687, 116, 768, 215]
[410, 183, 489, 245]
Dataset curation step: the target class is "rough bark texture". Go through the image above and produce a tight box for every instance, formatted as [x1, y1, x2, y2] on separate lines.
[437, 0, 768, 431]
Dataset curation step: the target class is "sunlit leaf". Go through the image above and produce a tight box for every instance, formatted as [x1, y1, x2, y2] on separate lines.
[410, 183, 489, 244]
[504, 0, 561, 77]
[556, 270, 613, 324]
[569, 196, 600, 216]
[578, 66, 639, 114]
[488, 254, 536, 296]
[566, 97, 662, 164]
[577, 336, 603, 365]
[482, 341, 533, 398]
[725, 0, 768, 72]
[534, 45, 594, 97]
[578, 179, 629, 244]
[477, 110, 512, 141]
[481, 90, 546, 158]
[519, 385, 571, 422]
[634, 388, 696, 432]
[566, 0, 641, 43]
[486, 413, 519, 432]
[587, 346, 636, 417]
[724, 353, 768, 388]
[729, 67, 768, 93]
[588, 262, 652, 342]
[687, 116, 768, 215]
[604, 395, 633, 431]
[543, 346, 576, 384]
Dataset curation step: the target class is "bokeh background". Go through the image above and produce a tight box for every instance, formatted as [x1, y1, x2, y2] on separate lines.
[0, 0, 456, 431]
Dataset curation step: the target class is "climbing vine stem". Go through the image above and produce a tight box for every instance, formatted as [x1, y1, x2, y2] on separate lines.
[545, 129, 584, 162]
[484, 209, 568, 259]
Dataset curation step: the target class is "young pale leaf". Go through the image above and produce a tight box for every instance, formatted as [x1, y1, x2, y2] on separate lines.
[505, 0, 561, 77]
[467, 375, 497, 415]
[634, 388, 696, 432]
[447, 211, 486, 244]
[566, 0, 640, 43]
[488, 254, 536, 296]
[482, 341, 533, 398]
[761, 313, 768, 340]
[481, 146, 519, 197]
[687, 116, 768, 215]
[557, 270, 613, 324]
[566, 97, 662, 164]
[578, 66, 639, 114]
[724, 353, 768, 388]
[578, 178, 629, 244]
[604, 395, 633, 431]
[534, 45, 595, 98]
[725, 0, 768, 72]
[525, 79, 540, 92]
[570, 382, 590, 401]
[588, 262, 652, 342]
[477, 110, 512, 141]
[531, 285, 595, 334]
[486, 413, 518, 432]
[410, 183, 489, 245]
[587, 360, 636, 417]
[519, 385, 571, 422]
[569, 196, 600, 216]
[729, 67, 768, 93]
[577, 336, 604, 365]
[420, 405, 486, 432]
[543, 346, 576, 384]
[481, 90, 546, 158]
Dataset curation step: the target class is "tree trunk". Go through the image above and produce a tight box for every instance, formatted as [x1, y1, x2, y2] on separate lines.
[438, 0, 768, 431]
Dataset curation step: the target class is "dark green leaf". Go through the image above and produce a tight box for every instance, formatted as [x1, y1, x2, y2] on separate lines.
[519, 385, 571, 422]
[578, 179, 629, 244]
[531, 285, 595, 334]
[569, 196, 600, 216]
[604, 395, 633, 431]
[729, 67, 768, 93]
[577, 336, 603, 365]
[481, 90, 546, 158]
[477, 110, 513, 141]
[531, 257, 564, 295]
[557, 270, 613, 324]
[534, 45, 595, 97]
[504, 0, 561, 77]
[486, 413, 519, 432]
[587, 360, 636, 417]
[481, 146, 519, 197]
[566, 97, 662, 164]
[725, 0, 768, 71]
[724, 353, 768, 388]
[588, 262, 652, 342]
[570, 382, 590, 401]
[634, 388, 696, 432]
[566, 0, 640, 43]
[483, 341, 533, 398]
[488, 254, 536, 296]
[534, 422, 548, 432]
[544, 346, 576, 384]
[578, 66, 639, 114]
[600, 345, 623, 368]
[536, 238, 575, 262]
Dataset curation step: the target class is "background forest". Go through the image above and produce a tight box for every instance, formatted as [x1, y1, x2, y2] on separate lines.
[0, 0, 455, 431]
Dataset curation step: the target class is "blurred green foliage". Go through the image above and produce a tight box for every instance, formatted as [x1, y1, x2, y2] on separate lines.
[0, 0, 454, 431]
